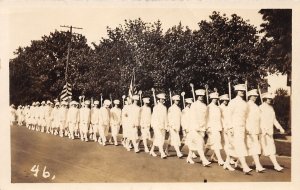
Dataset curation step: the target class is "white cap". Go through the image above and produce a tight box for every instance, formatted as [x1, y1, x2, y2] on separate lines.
[195, 89, 206, 96]
[172, 95, 180, 101]
[234, 84, 246, 91]
[11, 104, 15, 108]
[247, 89, 259, 97]
[62, 101, 68, 106]
[132, 95, 139, 101]
[84, 100, 90, 105]
[46, 100, 52, 104]
[32, 102, 36, 106]
[143, 97, 150, 103]
[209, 92, 219, 99]
[94, 100, 100, 105]
[55, 102, 60, 106]
[156, 93, 166, 99]
[185, 98, 193, 104]
[36, 101, 40, 105]
[41, 101, 46, 105]
[103, 99, 111, 106]
[70, 101, 77, 105]
[81, 102, 85, 106]
[219, 94, 230, 101]
[54, 99, 59, 102]
[113, 100, 120, 105]
[262, 92, 275, 99]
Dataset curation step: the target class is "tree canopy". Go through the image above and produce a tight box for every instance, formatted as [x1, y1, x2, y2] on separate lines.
[10, 11, 288, 105]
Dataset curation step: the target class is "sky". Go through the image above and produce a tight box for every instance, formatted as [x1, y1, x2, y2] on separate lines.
[0, 1, 291, 93]
[6, 6, 264, 58]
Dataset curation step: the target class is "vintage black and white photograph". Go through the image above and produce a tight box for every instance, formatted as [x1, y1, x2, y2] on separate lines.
[0, 0, 298, 188]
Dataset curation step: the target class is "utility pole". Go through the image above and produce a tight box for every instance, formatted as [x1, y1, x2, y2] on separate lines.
[60, 25, 83, 82]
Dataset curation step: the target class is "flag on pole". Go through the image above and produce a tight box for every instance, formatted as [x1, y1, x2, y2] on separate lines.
[128, 69, 137, 98]
[60, 82, 72, 101]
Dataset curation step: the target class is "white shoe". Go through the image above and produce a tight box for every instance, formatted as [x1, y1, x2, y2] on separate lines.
[223, 164, 235, 171]
[274, 166, 284, 172]
[150, 151, 157, 157]
[202, 160, 211, 167]
[145, 148, 150, 153]
[186, 157, 195, 164]
[192, 152, 197, 159]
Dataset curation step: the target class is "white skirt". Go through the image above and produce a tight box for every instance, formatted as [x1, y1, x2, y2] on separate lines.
[153, 128, 166, 147]
[260, 134, 276, 156]
[206, 130, 222, 150]
[246, 134, 262, 155]
[185, 130, 205, 151]
[170, 129, 181, 147]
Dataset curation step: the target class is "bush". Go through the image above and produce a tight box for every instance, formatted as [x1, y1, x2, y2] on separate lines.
[273, 88, 291, 134]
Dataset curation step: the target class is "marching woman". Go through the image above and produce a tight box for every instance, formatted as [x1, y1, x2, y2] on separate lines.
[260, 92, 286, 172]
[166, 95, 183, 158]
[121, 99, 131, 150]
[127, 95, 141, 153]
[149, 93, 168, 159]
[91, 100, 100, 142]
[188, 89, 211, 166]
[110, 100, 122, 146]
[227, 84, 252, 174]
[206, 92, 225, 166]
[139, 97, 152, 153]
[246, 89, 265, 172]
[10, 104, 17, 125]
[67, 101, 80, 140]
[51, 102, 60, 135]
[98, 100, 111, 145]
[219, 94, 235, 171]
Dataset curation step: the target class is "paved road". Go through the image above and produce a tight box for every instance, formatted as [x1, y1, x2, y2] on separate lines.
[11, 125, 291, 183]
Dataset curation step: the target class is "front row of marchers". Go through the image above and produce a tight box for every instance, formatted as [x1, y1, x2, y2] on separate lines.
[10, 84, 286, 175]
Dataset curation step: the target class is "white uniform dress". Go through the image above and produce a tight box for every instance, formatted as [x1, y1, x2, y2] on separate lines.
[24, 107, 31, 125]
[98, 106, 110, 138]
[219, 103, 236, 157]
[45, 105, 53, 130]
[140, 105, 152, 140]
[168, 104, 182, 147]
[127, 104, 141, 141]
[206, 102, 223, 150]
[259, 102, 282, 156]
[58, 106, 68, 130]
[50, 107, 60, 129]
[227, 96, 248, 157]
[151, 102, 168, 147]
[122, 105, 130, 138]
[188, 100, 207, 150]
[245, 101, 262, 155]
[110, 107, 122, 137]
[39, 106, 47, 127]
[91, 107, 100, 133]
[32, 106, 38, 125]
[79, 107, 91, 133]
[10, 107, 17, 124]
[67, 106, 79, 133]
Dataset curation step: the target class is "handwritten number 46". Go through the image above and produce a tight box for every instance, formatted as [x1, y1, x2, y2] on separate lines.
[30, 165, 55, 179]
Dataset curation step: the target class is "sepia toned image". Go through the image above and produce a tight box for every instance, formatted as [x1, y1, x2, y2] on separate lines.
[1, 0, 297, 187]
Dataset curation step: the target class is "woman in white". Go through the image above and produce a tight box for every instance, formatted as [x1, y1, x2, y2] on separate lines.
[227, 84, 252, 174]
[110, 100, 122, 146]
[39, 101, 47, 133]
[139, 97, 152, 153]
[149, 93, 168, 159]
[98, 99, 111, 145]
[219, 94, 235, 171]
[188, 89, 211, 166]
[121, 99, 131, 150]
[10, 104, 17, 125]
[246, 89, 265, 172]
[166, 95, 183, 158]
[260, 92, 285, 172]
[127, 95, 141, 153]
[206, 92, 224, 166]
[51, 102, 60, 135]
[91, 100, 100, 142]
[67, 101, 79, 140]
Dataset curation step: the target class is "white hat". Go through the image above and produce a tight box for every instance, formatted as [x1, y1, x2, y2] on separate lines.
[247, 89, 259, 97]
[84, 100, 90, 105]
[132, 95, 139, 101]
[81, 102, 85, 106]
[32, 102, 36, 106]
[172, 95, 180, 101]
[209, 92, 219, 99]
[36, 101, 40, 105]
[219, 94, 230, 101]
[103, 99, 111, 106]
[70, 101, 77, 105]
[262, 92, 275, 99]
[195, 89, 206, 96]
[55, 102, 60, 106]
[41, 101, 46, 105]
[11, 104, 15, 108]
[62, 101, 68, 106]
[113, 100, 120, 104]
[234, 84, 246, 91]
[143, 97, 150, 103]
[54, 99, 59, 102]
[185, 98, 193, 104]
[156, 93, 166, 99]
[46, 100, 51, 104]
[94, 100, 100, 105]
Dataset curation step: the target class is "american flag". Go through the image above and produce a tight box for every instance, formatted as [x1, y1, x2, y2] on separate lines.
[128, 69, 137, 98]
[60, 82, 72, 101]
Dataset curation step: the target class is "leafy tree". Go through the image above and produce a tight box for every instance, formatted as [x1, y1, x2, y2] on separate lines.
[259, 9, 292, 85]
